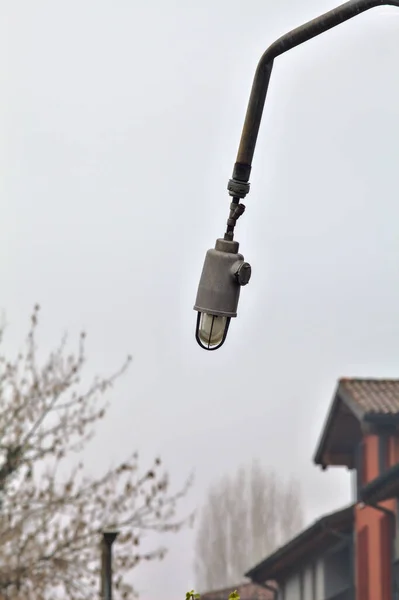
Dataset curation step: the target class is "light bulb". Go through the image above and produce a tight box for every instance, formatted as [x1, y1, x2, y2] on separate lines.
[198, 313, 228, 348]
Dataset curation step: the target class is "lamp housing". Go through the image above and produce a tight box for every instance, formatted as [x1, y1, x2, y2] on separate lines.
[194, 238, 251, 349]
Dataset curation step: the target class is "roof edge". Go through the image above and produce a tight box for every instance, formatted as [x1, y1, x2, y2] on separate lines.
[336, 383, 365, 421]
[313, 383, 341, 468]
[246, 504, 354, 582]
[313, 380, 367, 468]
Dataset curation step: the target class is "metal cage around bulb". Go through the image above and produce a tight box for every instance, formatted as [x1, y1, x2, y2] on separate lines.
[195, 312, 231, 350]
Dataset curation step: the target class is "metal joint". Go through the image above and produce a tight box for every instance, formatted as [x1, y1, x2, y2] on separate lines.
[227, 178, 250, 198]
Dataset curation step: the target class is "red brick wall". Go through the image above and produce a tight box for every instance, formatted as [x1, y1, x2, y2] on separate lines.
[355, 433, 397, 600]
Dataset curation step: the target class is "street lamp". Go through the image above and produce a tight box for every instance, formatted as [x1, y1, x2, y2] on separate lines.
[193, 0, 399, 350]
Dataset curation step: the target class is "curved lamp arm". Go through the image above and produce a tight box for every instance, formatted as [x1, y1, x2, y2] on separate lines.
[225, 0, 399, 239]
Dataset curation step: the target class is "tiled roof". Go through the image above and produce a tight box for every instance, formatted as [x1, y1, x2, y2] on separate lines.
[200, 582, 275, 600]
[339, 378, 399, 415]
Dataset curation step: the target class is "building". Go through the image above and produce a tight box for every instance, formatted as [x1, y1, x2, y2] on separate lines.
[246, 504, 354, 600]
[245, 378, 399, 600]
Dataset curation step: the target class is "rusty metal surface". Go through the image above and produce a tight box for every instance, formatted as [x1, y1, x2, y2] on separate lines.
[233, 0, 399, 180]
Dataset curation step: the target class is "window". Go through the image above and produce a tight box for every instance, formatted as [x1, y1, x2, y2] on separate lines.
[324, 543, 352, 599]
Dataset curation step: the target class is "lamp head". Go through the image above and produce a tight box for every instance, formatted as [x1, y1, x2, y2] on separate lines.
[102, 530, 119, 546]
[194, 238, 251, 350]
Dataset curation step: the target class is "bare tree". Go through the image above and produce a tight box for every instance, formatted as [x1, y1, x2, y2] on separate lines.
[194, 461, 303, 591]
[0, 306, 192, 599]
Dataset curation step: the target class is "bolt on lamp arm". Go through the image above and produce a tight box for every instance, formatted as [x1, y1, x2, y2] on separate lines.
[225, 0, 399, 241]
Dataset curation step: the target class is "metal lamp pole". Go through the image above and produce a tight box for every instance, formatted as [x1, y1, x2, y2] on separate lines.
[193, 0, 399, 350]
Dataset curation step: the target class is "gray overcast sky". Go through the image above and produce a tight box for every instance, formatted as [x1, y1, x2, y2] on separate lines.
[2, 0, 399, 598]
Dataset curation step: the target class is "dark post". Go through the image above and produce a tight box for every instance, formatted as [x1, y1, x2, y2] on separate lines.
[100, 530, 119, 600]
